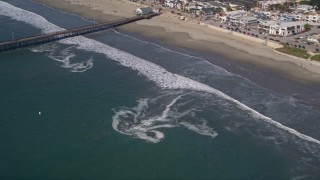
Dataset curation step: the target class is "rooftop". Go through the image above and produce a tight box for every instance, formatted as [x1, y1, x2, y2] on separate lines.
[261, 21, 306, 27]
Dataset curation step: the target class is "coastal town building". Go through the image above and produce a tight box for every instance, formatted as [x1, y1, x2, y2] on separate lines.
[135, 7, 154, 15]
[296, 5, 314, 12]
[238, 16, 259, 25]
[219, 10, 247, 22]
[302, 12, 320, 23]
[133, 0, 319, 46]
[164, 0, 178, 9]
[229, 1, 246, 11]
[307, 34, 320, 44]
[289, 13, 303, 21]
[257, 0, 289, 10]
[259, 21, 306, 36]
[201, 7, 216, 16]
[252, 12, 269, 22]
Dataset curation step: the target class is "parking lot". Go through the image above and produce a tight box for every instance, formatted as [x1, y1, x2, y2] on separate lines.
[203, 18, 320, 52]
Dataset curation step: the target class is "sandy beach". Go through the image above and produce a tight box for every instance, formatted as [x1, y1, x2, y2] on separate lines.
[33, 0, 320, 80]
[29, 0, 320, 108]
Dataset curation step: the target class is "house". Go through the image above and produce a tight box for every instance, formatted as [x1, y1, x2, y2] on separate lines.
[259, 21, 306, 36]
[296, 5, 314, 12]
[135, 7, 154, 15]
[201, 7, 216, 16]
[288, 13, 303, 21]
[221, 10, 247, 23]
[164, 0, 178, 8]
[307, 34, 320, 44]
[302, 12, 320, 23]
[229, 1, 246, 11]
[186, 3, 202, 15]
[278, 14, 294, 22]
[177, 0, 190, 11]
[252, 12, 268, 22]
[238, 16, 259, 25]
[257, 0, 289, 10]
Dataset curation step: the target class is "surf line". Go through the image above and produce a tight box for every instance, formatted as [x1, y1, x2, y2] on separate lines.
[2, 1, 320, 146]
[112, 29, 282, 95]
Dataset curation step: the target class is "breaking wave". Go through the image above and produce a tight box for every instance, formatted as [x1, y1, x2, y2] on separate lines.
[1, 1, 320, 149]
[112, 29, 232, 76]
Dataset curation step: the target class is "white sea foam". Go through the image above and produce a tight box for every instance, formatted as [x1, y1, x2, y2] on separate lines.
[1, 1, 320, 146]
[180, 121, 218, 138]
[112, 95, 217, 143]
[32, 45, 94, 72]
[30, 43, 57, 53]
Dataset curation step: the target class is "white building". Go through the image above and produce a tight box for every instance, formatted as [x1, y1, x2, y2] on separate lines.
[219, 10, 247, 23]
[289, 13, 303, 21]
[135, 7, 154, 15]
[307, 35, 320, 43]
[164, 0, 178, 8]
[296, 5, 314, 12]
[259, 21, 306, 36]
[258, 0, 290, 10]
[239, 16, 259, 25]
[302, 12, 320, 23]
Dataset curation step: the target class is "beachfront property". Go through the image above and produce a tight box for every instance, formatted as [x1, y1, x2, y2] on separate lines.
[257, 0, 289, 10]
[164, 0, 178, 9]
[307, 34, 320, 44]
[135, 7, 154, 15]
[259, 21, 306, 36]
[296, 4, 314, 12]
[289, 13, 303, 21]
[147, 0, 319, 39]
[218, 10, 247, 23]
[228, 1, 246, 11]
[238, 16, 259, 25]
[302, 12, 320, 23]
[201, 7, 216, 16]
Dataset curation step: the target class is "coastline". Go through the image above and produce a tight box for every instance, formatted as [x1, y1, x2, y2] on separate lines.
[32, 0, 320, 80]
[29, 0, 320, 107]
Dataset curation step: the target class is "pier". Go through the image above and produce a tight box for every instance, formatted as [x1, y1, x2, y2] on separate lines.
[0, 13, 158, 52]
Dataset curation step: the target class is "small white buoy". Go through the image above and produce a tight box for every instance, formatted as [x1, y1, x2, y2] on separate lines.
[39, 112, 41, 115]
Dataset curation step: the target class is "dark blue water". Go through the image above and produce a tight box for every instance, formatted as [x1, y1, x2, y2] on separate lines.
[1, 0, 320, 179]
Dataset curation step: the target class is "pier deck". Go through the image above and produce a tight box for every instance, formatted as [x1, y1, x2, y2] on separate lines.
[0, 13, 158, 52]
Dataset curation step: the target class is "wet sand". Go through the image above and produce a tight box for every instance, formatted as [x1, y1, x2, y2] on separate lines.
[32, 0, 320, 108]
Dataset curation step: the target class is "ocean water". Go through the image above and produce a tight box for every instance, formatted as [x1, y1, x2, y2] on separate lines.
[0, 0, 320, 179]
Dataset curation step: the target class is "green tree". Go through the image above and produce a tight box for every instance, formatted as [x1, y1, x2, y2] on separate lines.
[304, 23, 311, 31]
[299, 1, 311, 5]
[311, 0, 320, 10]
[302, 0, 320, 10]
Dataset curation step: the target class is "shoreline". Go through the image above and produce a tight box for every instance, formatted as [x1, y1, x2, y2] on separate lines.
[30, 0, 320, 108]
[32, 0, 320, 81]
